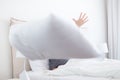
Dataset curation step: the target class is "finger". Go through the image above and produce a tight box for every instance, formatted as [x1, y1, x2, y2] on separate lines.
[83, 19, 88, 23]
[81, 13, 87, 19]
[79, 12, 83, 19]
[83, 16, 88, 21]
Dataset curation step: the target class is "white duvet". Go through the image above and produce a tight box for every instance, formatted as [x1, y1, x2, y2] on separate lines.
[47, 59, 120, 79]
[27, 72, 119, 80]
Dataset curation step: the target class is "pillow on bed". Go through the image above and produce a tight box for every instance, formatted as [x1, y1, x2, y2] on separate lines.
[9, 13, 102, 60]
[29, 60, 49, 72]
[65, 58, 102, 66]
[49, 59, 68, 70]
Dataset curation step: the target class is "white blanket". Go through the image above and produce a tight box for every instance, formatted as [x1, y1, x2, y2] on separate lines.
[27, 71, 119, 80]
[46, 59, 120, 79]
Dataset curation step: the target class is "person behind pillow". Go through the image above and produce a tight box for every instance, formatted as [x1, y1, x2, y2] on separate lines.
[48, 13, 88, 70]
[10, 12, 101, 60]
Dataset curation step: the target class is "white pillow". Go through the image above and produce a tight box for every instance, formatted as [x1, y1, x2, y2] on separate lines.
[29, 60, 49, 72]
[9, 13, 102, 60]
[65, 58, 101, 66]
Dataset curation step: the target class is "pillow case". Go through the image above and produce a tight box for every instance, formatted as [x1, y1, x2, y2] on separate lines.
[29, 60, 49, 72]
[49, 59, 68, 70]
[9, 13, 102, 60]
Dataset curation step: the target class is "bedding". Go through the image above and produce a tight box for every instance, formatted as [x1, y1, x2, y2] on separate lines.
[20, 59, 120, 80]
[29, 55, 67, 71]
[29, 59, 68, 71]
[29, 60, 49, 72]
[47, 59, 120, 79]
[9, 13, 102, 60]
[26, 71, 119, 80]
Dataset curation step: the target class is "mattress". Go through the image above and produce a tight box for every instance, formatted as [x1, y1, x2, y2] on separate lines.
[27, 71, 119, 80]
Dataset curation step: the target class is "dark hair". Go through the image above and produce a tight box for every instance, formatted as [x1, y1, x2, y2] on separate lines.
[49, 59, 68, 70]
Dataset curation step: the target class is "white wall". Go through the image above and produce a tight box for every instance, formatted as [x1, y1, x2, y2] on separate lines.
[0, 0, 107, 80]
[0, 0, 107, 42]
[0, 20, 12, 80]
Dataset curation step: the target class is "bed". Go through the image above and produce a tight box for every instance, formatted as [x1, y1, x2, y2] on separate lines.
[19, 58, 120, 80]
[9, 15, 120, 80]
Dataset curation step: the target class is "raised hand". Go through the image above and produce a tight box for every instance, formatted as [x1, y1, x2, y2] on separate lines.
[73, 12, 88, 28]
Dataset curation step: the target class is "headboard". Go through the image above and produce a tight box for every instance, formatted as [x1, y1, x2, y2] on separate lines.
[10, 17, 31, 78]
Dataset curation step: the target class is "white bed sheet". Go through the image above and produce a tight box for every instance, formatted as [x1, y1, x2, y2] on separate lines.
[27, 71, 119, 80]
[46, 59, 120, 79]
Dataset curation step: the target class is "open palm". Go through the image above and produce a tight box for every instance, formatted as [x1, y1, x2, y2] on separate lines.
[73, 12, 88, 28]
